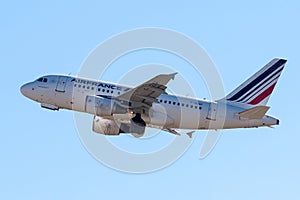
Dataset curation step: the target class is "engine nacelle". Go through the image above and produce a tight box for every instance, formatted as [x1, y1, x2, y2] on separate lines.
[92, 116, 121, 135]
[85, 95, 127, 117]
[92, 115, 146, 137]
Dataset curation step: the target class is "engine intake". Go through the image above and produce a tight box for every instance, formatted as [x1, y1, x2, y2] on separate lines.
[92, 116, 121, 135]
[92, 115, 146, 137]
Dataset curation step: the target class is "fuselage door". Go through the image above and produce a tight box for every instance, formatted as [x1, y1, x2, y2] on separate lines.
[207, 102, 217, 121]
[56, 76, 68, 92]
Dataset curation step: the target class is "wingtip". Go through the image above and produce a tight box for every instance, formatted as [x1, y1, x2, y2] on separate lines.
[186, 131, 194, 138]
[169, 72, 178, 80]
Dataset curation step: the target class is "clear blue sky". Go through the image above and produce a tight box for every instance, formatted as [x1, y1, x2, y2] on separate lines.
[1, 0, 300, 199]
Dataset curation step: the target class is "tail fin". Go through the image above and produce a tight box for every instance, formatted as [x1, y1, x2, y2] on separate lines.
[226, 58, 286, 106]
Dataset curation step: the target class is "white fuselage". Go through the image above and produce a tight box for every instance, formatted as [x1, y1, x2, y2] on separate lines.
[20, 75, 279, 130]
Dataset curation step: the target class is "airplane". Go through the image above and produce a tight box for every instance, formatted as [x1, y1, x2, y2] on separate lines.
[20, 58, 286, 138]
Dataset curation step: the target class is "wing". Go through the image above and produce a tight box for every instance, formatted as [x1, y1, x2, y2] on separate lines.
[115, 73, 177, 114]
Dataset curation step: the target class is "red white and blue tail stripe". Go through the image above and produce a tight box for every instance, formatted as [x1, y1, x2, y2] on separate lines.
[226, 58, 286, 106]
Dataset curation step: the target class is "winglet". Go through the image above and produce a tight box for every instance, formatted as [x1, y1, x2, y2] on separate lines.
[143, 72, 178, 86]
[169, 72, 178, 80]
[186, 131, 195, 138]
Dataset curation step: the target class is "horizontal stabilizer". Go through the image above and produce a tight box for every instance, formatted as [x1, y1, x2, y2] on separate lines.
[237, 106, 270, 119]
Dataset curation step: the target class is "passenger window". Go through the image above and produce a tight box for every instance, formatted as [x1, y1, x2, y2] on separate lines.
[182, 103, 184, 106]
[106, 90, 110, 93]
[195, 106, 198, 109]
[169, 101, 171, 104]
[164, 100, 167, 103]
[78, 85, 81, 88]
[98, 88, 101, 91]
[87, 86, 90, 89]
[199, 107, 202, 110]
[74, 84, 77, 87]
[186, 104, 189, 107]
[173, 102, 176, 105]
[43, 78, 48, 83]
[177, 102, 180, 106]
[102, 89, 105, 92]
[190, 105, 193, 108]
[91, 87, 94, 90]
[83, 85, 85, 89]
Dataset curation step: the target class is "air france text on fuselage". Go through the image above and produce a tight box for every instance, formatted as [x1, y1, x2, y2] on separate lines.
[73, 78, 123, 91]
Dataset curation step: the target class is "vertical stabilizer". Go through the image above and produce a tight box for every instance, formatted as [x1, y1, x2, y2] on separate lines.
[226, 58, 286, 106]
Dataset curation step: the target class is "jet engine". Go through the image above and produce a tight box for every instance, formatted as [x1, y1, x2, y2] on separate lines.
[92, 116, 121, 135]
[92, 115, 146, 137]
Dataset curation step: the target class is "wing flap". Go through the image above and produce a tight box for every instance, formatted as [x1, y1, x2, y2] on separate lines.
[237, 106, 270, 119]
[115, 73, 177, 114]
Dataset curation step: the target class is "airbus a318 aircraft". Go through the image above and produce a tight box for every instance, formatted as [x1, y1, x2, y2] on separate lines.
[20, 58, 286, 138]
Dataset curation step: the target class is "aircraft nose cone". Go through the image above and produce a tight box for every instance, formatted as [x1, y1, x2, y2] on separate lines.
[20, 83, 32, 98]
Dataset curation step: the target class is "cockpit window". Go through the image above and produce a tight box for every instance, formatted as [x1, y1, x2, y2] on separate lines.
[36, 77, 48, 83]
